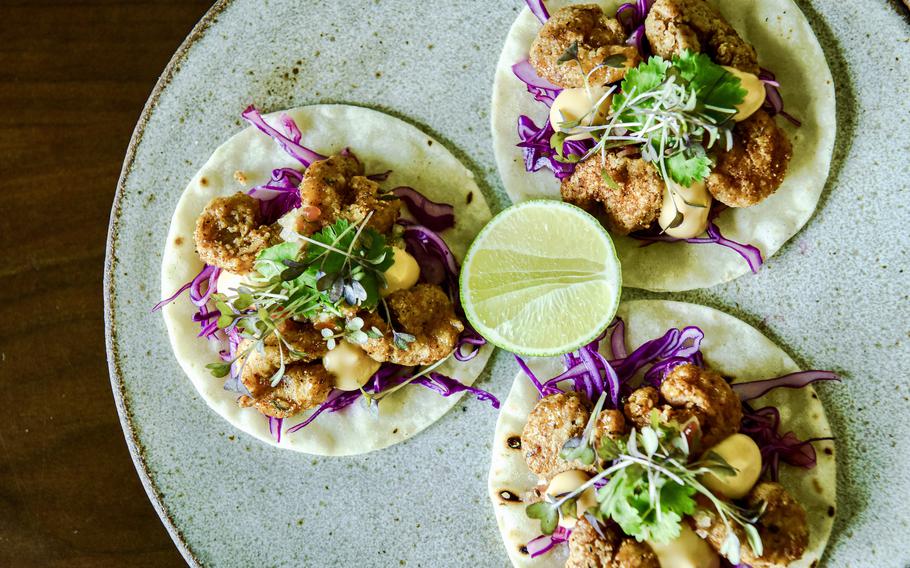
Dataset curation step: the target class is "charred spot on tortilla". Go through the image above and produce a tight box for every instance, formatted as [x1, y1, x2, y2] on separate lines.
[499, 490, 521, 503]
[174, 237, 183, 246]
[507, 435, 522, 449]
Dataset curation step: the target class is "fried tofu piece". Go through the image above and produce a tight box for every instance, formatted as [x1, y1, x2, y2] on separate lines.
[295, 153, 401, 235]
[624, 363, 742, 449]
[696, 482, 809, 568]
[530, 4, 640, 88]
[194, 192, 274, 274]
[567, 516, 660, 568]
[707, 110, 792, 207]
[361, 284, 463, 367]
[561, 150, 663, 235]
[521, 391, 595, 480]
[645, 0, 759, 74]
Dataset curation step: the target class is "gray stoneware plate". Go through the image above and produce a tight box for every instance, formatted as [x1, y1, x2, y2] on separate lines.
[104, 1, 910, 566]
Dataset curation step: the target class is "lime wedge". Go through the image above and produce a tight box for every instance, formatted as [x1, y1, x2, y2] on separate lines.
[459, 200, 622, 356]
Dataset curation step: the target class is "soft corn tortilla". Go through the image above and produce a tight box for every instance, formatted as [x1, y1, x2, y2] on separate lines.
[489, 300, 835, 567]
[161, 104, 493, 455]
[491, 0, 835, 291]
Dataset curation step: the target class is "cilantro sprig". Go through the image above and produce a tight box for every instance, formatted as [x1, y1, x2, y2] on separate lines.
[205, 216, 396, 385]
[526, 412, 764, 564]
[552, 50, 747, 230]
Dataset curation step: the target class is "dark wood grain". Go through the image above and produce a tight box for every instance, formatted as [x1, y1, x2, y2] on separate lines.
[0, 2, 211, 566]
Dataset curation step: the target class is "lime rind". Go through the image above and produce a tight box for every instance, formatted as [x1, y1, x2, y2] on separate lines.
[459, 200, 622, 357]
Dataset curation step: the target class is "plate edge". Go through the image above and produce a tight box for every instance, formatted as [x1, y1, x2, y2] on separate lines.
[103, 1, 234, 566]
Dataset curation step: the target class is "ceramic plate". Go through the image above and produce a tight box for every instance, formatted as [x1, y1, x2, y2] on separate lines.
[105, 1, 910, 565]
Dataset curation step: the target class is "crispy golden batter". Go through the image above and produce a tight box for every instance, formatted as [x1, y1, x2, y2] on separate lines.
[561, 151, 663, 235]
[644, 0, 759, 74]
[696, 482, 808, 568]
[272, 320, 329, 362]
[594, 409, 627, 443]
[342, 176, 401, 234]
[567, 517, 660, 568]
[238, 359, 332, 419]
[296, 153, 401, 235]
[623, 364, 741, 449]
[521, 392, 593, 480]
[624, 385, 703, 434]
[530, 5, 640, 88]
[614, 540, 661, 568]
[194, 192, 274, 274]
[361, 284, 463, 366]
[707, 110, 793, 207]
[624, 386, 659, 426]
[659, 363, 742, 448]
[297, 153, 363, 235]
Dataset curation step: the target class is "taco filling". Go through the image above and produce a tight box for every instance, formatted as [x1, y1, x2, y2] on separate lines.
[512, 0, 802, 273]
[490, 303, 837, 567]
[156, 105, 497, 444]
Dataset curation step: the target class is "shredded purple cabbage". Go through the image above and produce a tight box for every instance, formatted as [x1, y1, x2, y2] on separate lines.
[283, 361, 499, 436]
[454, 327, 486, 362]
[153, 264, 223, 341]
[524, 0, 550, 24]
[733, 370, 839, 402]
[512, 59, 561, 107]
[221, 328, 253, 396]
[247, 167, 304, 224]
[241, 105, 326, 167]
[609, 318, 628, 359]
[267, 416, 284, 443]
[392, 187, 456, 232]
[399, 221, 460, 298]
[516, 319, 702, 408]
[517, 114, 594, 179]
[527, 525, 571, 558]
[616, 0, 654, 56]
[758, 68, 801, 127]
[633, 211, 765, 274]
[740, 405, 832, 481]
[414, 372, 500, 409]
[516, 318, 835, 482]
[285, 388, 365, 434]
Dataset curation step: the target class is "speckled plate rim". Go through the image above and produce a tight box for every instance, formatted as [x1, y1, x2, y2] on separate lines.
[103, 2, 231, 565]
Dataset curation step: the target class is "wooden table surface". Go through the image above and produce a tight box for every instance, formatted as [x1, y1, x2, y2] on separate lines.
[0, 2, 212, 566]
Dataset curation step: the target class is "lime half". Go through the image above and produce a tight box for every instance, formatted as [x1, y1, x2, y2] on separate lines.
[460, 200, 622, 357]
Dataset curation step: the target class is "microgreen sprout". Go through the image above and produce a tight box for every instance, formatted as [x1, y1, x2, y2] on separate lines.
[528, 412, 763, 564]
[205, 215, 396, 385]
[551, 51, 746, 231]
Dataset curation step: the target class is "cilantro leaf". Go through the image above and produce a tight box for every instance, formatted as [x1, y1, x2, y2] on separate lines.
[672, 50, 746, 122]
[665, 150, 712, 186]
[598, 464, 696, 544]
[255, 242, 301, 279]
[612, 56, 670, 115]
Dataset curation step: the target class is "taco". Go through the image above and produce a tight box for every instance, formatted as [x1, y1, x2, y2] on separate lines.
[489, 300, 836, 567]
[491, 0, 835, 291]
[156, 104, 497, 455]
